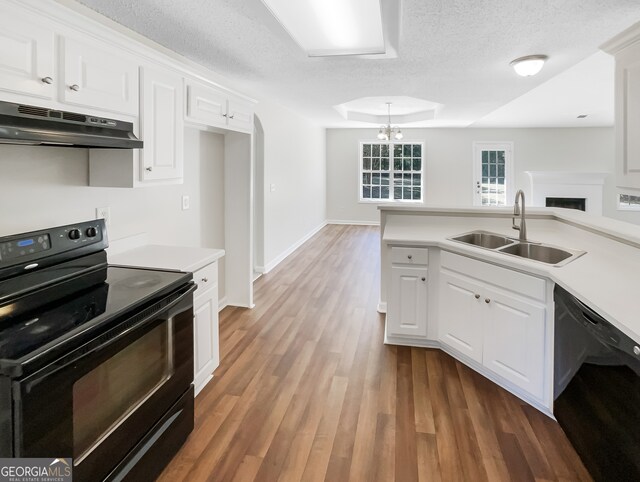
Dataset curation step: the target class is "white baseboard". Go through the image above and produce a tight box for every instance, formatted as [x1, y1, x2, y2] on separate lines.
[218, 296, 228, 312]
[263, 221, 327, 273]
[326, 219, 380, 226]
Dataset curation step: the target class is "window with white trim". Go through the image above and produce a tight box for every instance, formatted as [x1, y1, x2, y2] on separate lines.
[360, 142, 423, 202]
[473, 142, 514, 206]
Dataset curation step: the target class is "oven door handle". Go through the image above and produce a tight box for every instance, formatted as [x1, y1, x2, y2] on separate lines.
[21, 282, 197, 386]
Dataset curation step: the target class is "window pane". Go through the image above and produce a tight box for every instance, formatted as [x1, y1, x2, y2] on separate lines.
[363, 186, 371, 198]
[497, 163, 505, 177]
[489, 164, 496, 177]
[497, 151, 505, 163]
[381, 186, 390, 198]
[373, 144, 380, 156]
[372, 173, 380, 185]
[413, 145, 421, 157]
[363, 144, 371, 156]
[404, 173, 412, 185]
[394, 159, 402, 170]
[403, 159, 411, 170]
[381, 144, 389, 156]
[403, 145, 411, 157]
[413, 159, 421, 171]
[394, 144, 402, 157]
[482, 163, 488, 176]
[363, 158, 371, 170]
[482, 151, 488, 163]
[372, 158, 380, 170]
[372, 186, 380, 198]
[414, 173, 421, 185]
[394, 187, 402, 199]
[381, 173, 390, 185]
[403, 187, 411, 199]
[363, 173, 371, 184]
[490, 151, 496, 162]
[381, 158, 389, 170]
[412, 187, 421, 200]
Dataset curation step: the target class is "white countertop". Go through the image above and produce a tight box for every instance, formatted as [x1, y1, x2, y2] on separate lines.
[381, 207, 640, 345]
[109, 244, 225, 273]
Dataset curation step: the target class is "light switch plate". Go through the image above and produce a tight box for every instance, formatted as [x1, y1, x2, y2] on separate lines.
[182, 195, 190, 210]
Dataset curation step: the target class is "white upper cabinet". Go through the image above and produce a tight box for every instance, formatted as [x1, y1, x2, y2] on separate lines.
[602, 23, 640, 189]
[0, 10, 55, 100]
[140, 66, 184, 181]
[186, 80, 254, 132]
[60, 37, 138, 116]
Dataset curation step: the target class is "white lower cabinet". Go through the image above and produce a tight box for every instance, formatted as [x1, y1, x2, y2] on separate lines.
[438, 272, 483, 363]
[192, 262, 220, 396]
[438, 252, 548, 402]
[388, 266, 428, 337]
[482, 286, 546, 399]
[387, 247, 429, 339]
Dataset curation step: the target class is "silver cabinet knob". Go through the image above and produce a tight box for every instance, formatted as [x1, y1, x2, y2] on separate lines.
[201, 277, 208, 282]
[485, 298, 491, 304]
[229, 114, 235, 119]
[41, 76, 53, 84]
[634, 346, 640, 356]
[407, 255, 412, 260]
[69, 84, 80, 91]
[145, 167, 152, 172]
[475, 294, 480, 299]
[421, 277, 426, 281]
[222, 113, 228, 118]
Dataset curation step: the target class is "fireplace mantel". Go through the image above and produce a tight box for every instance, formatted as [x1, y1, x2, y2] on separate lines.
[525, 171, 609, 215]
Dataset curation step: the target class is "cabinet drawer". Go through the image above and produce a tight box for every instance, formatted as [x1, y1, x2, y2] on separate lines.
[391, 247, 429, 265]
[441, 251, 546, 301]
[194, 261, 218, 294]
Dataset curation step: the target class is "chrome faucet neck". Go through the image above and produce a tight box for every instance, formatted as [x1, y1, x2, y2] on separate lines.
[512, 190, 527, 241]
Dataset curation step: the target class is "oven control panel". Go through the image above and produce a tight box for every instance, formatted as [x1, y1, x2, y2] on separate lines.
[0, 219, 108, 271]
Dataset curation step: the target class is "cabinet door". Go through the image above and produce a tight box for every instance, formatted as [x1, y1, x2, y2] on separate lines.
[387, 266, 428, 337]
[140, 66, 184, 181]
[61, 37, 138, 115]
[0, 11, 55, 100]
[185, 81, 227, 128]
[612, 39, 640, 189]
[438, 272, 483, 363]
[193, 288, 220, 395]
[482, 289, 546, 399]
[227, 97, 254, 132]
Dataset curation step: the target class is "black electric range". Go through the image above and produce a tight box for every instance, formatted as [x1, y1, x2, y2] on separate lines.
[0, 220, 196, 482]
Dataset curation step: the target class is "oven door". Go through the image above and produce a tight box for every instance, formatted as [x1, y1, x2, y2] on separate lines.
[13, 283, 195, 482]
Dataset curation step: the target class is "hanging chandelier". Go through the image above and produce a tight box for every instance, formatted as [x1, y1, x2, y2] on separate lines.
[377, 102, 403, 141]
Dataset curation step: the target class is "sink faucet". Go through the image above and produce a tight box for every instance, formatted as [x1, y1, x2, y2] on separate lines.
[512, 190, 527, 241]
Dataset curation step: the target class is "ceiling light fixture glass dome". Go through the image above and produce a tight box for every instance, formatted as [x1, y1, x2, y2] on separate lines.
[510, 55, 548, 77]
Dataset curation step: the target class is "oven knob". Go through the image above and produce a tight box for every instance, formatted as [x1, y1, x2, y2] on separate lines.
[86, 227, 98, 238]
[68, 229, 81, 240]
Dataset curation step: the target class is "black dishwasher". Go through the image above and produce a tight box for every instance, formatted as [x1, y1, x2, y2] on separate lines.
[554, 285, 640, 482]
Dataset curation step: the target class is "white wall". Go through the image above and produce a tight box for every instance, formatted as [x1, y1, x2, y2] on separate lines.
[0, 128, 226, 275]
[254, 100, 326, 271]
[326, 127, 640, 224]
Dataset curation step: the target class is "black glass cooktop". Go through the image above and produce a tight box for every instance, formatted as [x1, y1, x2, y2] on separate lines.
[0, 265, 191, 376]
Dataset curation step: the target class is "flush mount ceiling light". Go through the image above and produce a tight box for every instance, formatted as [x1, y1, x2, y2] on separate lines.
[260, 0, 385, 57]
[377, 103, 403, 141]
[510, 55, 548, 77]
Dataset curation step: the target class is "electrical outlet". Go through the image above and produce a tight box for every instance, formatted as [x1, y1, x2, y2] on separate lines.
[96, 207, 111, 226]
[182, 195, 190, 210]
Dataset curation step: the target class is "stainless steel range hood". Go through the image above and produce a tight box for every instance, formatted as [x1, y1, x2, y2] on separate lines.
[0, 101, 143, 149]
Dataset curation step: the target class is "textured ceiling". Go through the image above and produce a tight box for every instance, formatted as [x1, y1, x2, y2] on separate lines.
[72, 0, 640, 127]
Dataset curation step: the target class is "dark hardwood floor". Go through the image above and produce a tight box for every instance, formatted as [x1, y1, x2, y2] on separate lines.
[158, 224, 591, 482]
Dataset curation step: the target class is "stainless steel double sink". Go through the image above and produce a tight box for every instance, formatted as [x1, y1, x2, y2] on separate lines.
[448, 230, 586, 266]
